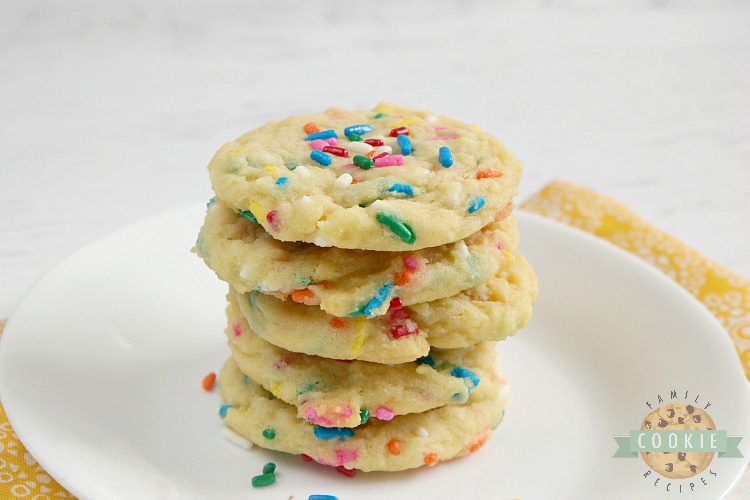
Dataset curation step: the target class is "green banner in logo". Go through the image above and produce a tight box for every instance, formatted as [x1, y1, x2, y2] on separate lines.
[612, 431, 744, 457]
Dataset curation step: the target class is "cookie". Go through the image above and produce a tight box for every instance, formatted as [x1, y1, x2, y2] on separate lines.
[218, 356, 508, 472]
[230, 251, 537, 363]
[196, 198, 518, 318]
[207, 103, 523, 251]
[640, 403, 716, 479]
[224, 297, 498, 428]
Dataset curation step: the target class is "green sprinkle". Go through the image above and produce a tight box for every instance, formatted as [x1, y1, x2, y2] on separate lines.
[262, 462, 277, 474]
[238, 209, 258, 224]
[353, 155, 374, 169]
[262, 428, 276, 439]
[285, 160, 299, 170]
[375, 212, 416, 244]
[251, 472, 276, 487]
[360, 409, 370, 424]
[374, 112, 388, 119]
[348, 133, 363, 141]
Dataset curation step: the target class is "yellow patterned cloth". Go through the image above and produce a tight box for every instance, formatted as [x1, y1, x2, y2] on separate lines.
[520, 180, 750, 381]
[0, 181, 748, 497]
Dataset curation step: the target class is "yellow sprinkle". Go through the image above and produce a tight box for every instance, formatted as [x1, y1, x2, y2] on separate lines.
[351, 334, 366, 354]
[270, 381, 282, 398]
[225, 148, 243, 157]
[249, 201, 264, 218]
[501, 250, 515, 262]
[264, 166, 279, 172]
[351, 318, 368, 353]
[390, 117, 416, 128]
[374, 104, 392, 114]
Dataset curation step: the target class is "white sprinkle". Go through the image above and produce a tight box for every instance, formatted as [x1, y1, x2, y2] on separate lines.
[299, 195, 311, 205]
[443, 182, 462, 207]
[221, 427, 253, 450]
[376, 145, 392, 155]
[415, 364, 432, 375]
[295, 165, 310, 177]
[334, 173, 353, 189]
[426, 114, 439, 123]
[454, 241, 470, 259]
[370, 200, 386, 210]
[346, 142, 373, 155]
[314, 235, 332, 247]
[415, 427, 429, 437]
[239, 266, 251, 280]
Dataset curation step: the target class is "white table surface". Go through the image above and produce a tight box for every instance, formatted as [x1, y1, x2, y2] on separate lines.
[1, 0, 748, 497]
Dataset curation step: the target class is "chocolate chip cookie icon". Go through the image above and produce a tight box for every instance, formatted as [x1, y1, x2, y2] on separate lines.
[640, 403, 715, 479]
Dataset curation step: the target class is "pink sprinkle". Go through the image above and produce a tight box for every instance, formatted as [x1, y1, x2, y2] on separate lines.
[309, 139, 327, 150]
[403, 255, 419, 270]
[266, 210, 280, 231]
[334, 449, 358, 465]
[433, 126, 449, 131]
[327, 137, 338, 146]
[390, 309, 409, 320]
[496, 241, 504, 251]
[304, 408, 335, 427]
[426, 134, 460, 141]
[374, 154, 405, 167]
[232, 322, 243, 337]
[375, 407, 395, 421]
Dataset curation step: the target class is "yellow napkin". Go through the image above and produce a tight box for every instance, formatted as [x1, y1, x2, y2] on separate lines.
[520, 180, 750, 382]
[1, 181, 748, 498]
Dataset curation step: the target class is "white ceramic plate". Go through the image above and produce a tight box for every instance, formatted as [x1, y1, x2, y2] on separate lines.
[1, 204, 748, 500]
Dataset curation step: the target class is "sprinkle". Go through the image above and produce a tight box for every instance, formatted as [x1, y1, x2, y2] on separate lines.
[329, 317, 347, 329]
[347, 133, 362, 141]
[295, 165, 310, 177]
[470, 430, 491, 452]
[451, 366, 480, 388]
[374, 154, 404, 167]
[468, 195, 486, 213]
[352, 155, 374, 169]
[373, 152, 389, 160]
[309, 495, 339, 500]
[202, 372, 216, 391]
[375, 212, 416, 244]
[206, 197, 215, 207]
[262, 428, 277, 439]
[313, 426, 355, 440]
[416, 355, 435, 367]
[390, 321, 418, 338]
[388, 183, 414, 197]
[344, 124, 373, 136]
[266, 210, 280, 231]
[438, 146, 453, 167]
[262, 462, 277, 474]
[310, 150, 332, 166]
[264, 165, 279, 172]
[388, 297, 403, 310]
[393, 268, 414, 286]
[389, 126, 409, 137]
[387, 439, 401, 455]
[424, 453, 440, 467]
[476, 168, 503, 179]
[302, 454, 314, 462]
[403, 255, 419, 270]
[373, 112, 388, 119]
[309, 139, 328, 150]
[276, 177, 289, 186]
[291, 288, 315, 303]
[306, 129, 337, 141]
[334, 173, 353, 188]
[238, 209, 258, 224]
[375, 407, 394, 421]
[363, 283, 393, 317]
[389, 309, 409, 320]
[396, 134, 412, 155]
[304, 122, 320, 134]
[221, 427, 253, 449]
[219, 405, 233, 418]
[376, 145, 393, 155]
[345, 141, 373, 155]
[323, 146, 349, 158]
[359, 409, 370, 424]
[251, 472, 276, 487]
[415, 427, 429, 437]
[327, 137, 338, 145]
[336, 466, 357, 477]
[364, 138, 384, 147]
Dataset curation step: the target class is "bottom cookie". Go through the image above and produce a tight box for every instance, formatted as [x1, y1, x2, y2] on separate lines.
[218, 356, 508, 472]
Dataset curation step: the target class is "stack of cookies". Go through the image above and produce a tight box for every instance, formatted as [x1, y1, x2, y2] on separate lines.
[195, 103, 538, 472]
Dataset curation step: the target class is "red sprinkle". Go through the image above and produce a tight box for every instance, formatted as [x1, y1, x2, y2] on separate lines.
[266, 210, 280, 231]
[389, 126, 409, 137]
[388, 297, 403, 311]
[390, 324, 414, 338]
[476, 168, 503, 179]
[302, 454, 313, 462]
[403, 255, 419, 270]
[202, 372, 216, 391]
[323, 146, 349, 158]
[373, 152, 389, 160]
[336, 466, 357, 477]
[364, 138, 383, 147]
[304, 122, 320, 134]
[390, 309, 409, 321]
[329, 317, 347, 329]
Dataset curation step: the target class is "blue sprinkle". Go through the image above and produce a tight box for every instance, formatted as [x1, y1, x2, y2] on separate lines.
[309, 496, 339, 500]
[416, 355, 435, 367]
[206, 197, 215, 208]
[219, 404, 233, 418]
[275, 177, 289, 186]
[396, 134, 412, 155]
[388, 183, 414, 197]
[438, 146, 453, 167]
[306, 129, 337, 141]
[238, 209, 258, 224]
[363, 283, 393, 317]
[310, 149, 332, 166]
[313, 426, 354, 441]
[451, 366, 480, 388]
[344, 124, 373, 136]
[468, 195, 485, 213]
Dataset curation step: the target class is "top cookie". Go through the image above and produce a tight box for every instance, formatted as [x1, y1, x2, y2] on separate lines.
[208, 103, 523, 251]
